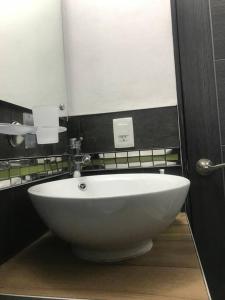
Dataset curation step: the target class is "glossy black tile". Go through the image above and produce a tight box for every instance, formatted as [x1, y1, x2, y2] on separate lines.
[0, 100, 68, 159]
[210, 0, 225, 60]
[175, 1, 225, 299]
[0, 174, 68, 264]
[0, 185, 46, 264]
[68, 106, 180, 153]
[0, 100, 69, 264]
[215, 60, 225, 144]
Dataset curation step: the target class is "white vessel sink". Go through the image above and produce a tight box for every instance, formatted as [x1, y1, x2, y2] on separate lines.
[28, 174, 190, 262]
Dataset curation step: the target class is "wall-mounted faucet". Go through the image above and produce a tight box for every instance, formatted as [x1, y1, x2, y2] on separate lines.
[69, 137, 91, 177]
[69, 137, 83, 155]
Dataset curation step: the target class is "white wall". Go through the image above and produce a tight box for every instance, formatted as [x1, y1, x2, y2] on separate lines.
[62, 0, 177, 116]
[0, 0, 68, 116]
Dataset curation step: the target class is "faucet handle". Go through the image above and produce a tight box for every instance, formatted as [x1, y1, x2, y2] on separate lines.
[76, 137, 83, 148]
[69, 138, 77, 149]
[82, 154, 91, 165]
[69, 137, 84, 150]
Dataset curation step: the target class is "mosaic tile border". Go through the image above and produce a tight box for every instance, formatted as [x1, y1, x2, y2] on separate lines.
[0, 155, 69, 190]
[82, 148, 180, 172]
[0, 148, 180, 190]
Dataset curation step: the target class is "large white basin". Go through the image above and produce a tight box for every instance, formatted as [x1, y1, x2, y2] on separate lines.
[28, 174, 190, 262]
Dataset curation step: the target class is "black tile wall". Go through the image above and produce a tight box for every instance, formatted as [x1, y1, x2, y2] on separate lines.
[222, 146, 225, 161]
[0, 174, 68, 264]
[0, 184, 46, 264]
[175, 1, 225, 298]
[68, 106, 180, 153]
[211, 0, 225, 60]
[0, 100, 69, 264]
[0, 100, 68, 159]
[211, 0, 225, 147]
[84, 166, 182, 176]
[215, 60, 225, 144]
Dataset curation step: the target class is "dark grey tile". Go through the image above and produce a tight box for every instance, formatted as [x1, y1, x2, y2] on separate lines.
[0, 186, 46, 264]
[68, 106, 180, 153]
[221, 145, 225, 160]
[0, 174, 68, 265]
[210, 0, 225, 60]
[175, 1, 225, 299]
[0, 100, 68, 159]
[215, 60, 225, 144]
[83, 166, 182, 176]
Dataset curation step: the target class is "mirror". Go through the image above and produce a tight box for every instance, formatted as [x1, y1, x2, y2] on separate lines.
[0, 0, 177, 117]
[62, 0, 177, 116]
[0, 0, 67, 115]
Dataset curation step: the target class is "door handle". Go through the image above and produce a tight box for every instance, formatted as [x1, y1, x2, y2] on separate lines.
[196, 159, 225, 176]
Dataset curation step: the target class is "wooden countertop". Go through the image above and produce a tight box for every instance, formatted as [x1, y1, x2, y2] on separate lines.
[0, 213, 209, 300]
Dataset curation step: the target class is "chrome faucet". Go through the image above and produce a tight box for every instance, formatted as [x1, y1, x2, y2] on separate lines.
[69, 137, 91, 177]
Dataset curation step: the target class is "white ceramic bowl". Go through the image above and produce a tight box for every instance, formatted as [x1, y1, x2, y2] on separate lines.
[28, 174, 190, 262]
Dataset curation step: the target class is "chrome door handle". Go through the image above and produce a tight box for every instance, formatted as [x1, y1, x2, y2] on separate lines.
[196, 159, 225, 176]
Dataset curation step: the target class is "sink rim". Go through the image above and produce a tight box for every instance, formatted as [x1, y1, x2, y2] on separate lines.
[28, 173, 190, 200]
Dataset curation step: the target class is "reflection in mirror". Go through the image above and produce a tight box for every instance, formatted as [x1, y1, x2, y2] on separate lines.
[62, 0, 178, 116]
[0, 0, 181, 171]
[0, 0, 177, 117]
[0, 0, 67, 115]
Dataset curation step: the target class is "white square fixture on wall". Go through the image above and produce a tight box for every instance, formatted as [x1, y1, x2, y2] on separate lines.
[113, 117, 134, 149]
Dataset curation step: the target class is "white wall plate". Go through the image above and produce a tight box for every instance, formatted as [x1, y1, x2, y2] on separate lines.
[113, 117, 134, 149]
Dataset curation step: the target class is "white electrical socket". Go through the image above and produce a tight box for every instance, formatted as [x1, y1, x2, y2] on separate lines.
[113, 117, 134, 148]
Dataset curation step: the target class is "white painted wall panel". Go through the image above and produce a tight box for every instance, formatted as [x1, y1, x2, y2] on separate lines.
[62, 0, 177, 116]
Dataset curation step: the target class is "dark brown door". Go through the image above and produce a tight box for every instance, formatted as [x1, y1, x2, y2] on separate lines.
[172, 1, 225, 299]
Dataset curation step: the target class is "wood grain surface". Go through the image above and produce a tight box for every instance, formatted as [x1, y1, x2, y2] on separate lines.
[0, 213, 209, 300]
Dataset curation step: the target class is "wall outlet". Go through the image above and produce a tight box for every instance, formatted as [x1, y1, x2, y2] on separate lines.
[113, 117, 134, 148]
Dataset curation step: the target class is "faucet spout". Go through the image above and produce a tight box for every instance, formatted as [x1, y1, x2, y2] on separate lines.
[73, 170, 81, 178]
[69, 137, 91, 177]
